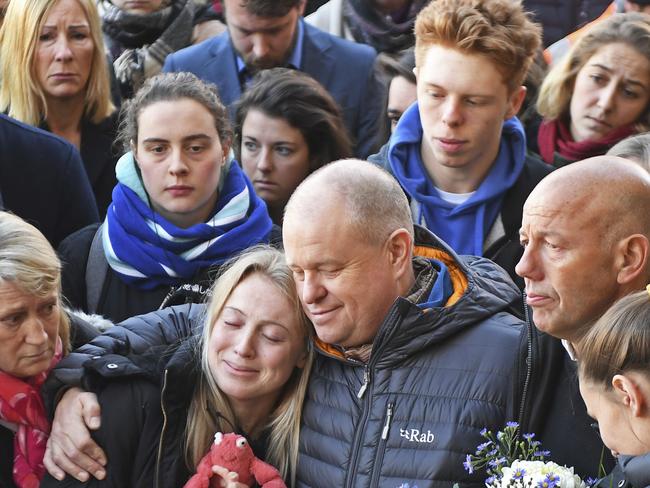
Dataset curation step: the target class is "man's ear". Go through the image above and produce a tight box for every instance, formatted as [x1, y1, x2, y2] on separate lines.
[505, 86, 527, 119]
[612, 374, 646, 417]
[614, 234, 649, 286]
[386, 228, 413, 279]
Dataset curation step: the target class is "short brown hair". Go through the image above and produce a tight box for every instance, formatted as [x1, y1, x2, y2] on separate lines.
[414, 0, 541, 91]
[118, 72, 232, 152]
[230, 0, 302, 17]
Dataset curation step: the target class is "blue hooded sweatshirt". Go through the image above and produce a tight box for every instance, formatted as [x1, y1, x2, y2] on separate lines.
[388, 102, 527, 256]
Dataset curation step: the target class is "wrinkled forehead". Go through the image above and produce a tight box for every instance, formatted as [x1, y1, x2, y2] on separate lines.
[521, 189, 605, 235]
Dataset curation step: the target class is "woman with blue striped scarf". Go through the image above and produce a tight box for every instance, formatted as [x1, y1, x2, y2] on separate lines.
[58, 72, 274, 323]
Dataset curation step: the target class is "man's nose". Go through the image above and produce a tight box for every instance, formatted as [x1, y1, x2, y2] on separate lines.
[301, 272, 326, 305]
[515, 244, 542, 281]
[251, 34, 271, 60]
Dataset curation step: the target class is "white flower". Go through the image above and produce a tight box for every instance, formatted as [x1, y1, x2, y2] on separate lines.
[491, 460, 587, 488]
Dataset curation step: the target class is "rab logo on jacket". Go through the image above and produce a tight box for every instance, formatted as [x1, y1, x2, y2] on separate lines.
[399, 428, 435, 443]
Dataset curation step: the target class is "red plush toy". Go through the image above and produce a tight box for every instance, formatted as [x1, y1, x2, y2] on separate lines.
[183, 432, 287, 488]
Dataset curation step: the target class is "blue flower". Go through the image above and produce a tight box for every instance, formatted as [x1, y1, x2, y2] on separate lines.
[463, 454, 474, 474]
[523, 433, 536, 441]
[480, 428, 488, 436]
[586, 478, 598, 487]
[475, 441, 492, 454]
[537, 473, 560, 488]
[534, 450, 551, 458]
[506, 421, 519, 429]
[512, 467, 526, 480]
[485, 476, 497, 486]
[488, 457, 507, 468]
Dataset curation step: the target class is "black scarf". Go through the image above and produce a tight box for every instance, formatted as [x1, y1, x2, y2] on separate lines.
[342, 0, 428, 53]
[100, 0, 194, 96]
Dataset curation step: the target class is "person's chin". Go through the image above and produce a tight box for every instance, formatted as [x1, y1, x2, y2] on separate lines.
[15, 354, 52, 378]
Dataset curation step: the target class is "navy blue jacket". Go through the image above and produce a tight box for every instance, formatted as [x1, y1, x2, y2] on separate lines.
[162, 20, 382, 159]
[0, 114, 99, 247]
[297, 226, 525, 487]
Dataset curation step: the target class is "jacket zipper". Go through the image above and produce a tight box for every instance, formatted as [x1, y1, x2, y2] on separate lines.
[517, 293, 533, 431]
[357, 366, 370, 399]
[370, 402, 394, 488]
[344, 306, 400, 488]
[344, 364, 373, 488]
[381, 402, 393, 440]
[155, 369, 170, 488]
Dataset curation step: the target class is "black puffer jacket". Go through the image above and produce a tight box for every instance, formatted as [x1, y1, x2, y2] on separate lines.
[43, 308, 202, 488]
[522, 0, 612, 46]
[296, 227, 526, 488]
[43, 335, 271, 488]
[517, 310, 616, 480]
[595, 454, 650, 488]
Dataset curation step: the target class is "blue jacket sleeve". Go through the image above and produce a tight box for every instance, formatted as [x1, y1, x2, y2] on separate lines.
[353, 58, 384, 159]
[47, 304, 204, 393]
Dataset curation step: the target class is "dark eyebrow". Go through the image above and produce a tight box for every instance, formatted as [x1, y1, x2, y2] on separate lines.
[141, 134, 211, 144]
[591, 63, 648, 89]
[182, 134, 212, 142]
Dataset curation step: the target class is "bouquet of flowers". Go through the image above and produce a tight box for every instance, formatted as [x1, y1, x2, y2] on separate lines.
[460, 422, 592, 487]
[494, 460, 587, 488]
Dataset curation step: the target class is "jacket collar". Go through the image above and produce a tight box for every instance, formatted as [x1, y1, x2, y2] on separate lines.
[315, 225, 520, 362]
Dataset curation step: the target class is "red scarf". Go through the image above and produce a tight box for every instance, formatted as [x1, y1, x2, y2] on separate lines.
[537, 118, 636, 165]
[0, 337, 63, 488]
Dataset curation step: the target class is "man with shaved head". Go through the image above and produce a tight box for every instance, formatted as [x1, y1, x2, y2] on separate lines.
[283, 159, 527, 486]
[516, 155, 650, 478]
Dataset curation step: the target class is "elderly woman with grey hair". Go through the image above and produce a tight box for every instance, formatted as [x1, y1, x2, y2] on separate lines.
[0, 212, 97, 488]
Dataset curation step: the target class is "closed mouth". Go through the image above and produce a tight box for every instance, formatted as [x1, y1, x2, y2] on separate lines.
[224, 360, 258, 373]
[586, 116, 611, 128]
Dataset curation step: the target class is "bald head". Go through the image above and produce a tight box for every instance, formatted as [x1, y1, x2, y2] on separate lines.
[517, 155, 650, 341]
[527, 156, 650, 240]
[282, 160, 417, 347]
[284, 159, 414, 245]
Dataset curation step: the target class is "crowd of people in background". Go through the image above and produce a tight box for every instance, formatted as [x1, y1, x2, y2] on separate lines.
[0, 0, 650, 487]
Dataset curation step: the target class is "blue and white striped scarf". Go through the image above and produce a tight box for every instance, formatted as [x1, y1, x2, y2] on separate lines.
[103, 152, 273, 290]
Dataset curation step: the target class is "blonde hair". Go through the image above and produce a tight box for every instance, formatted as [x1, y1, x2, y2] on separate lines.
[414, 0, 541, 91]
[0, 212, 70, 353]
[184, 246, 313, 486]
[0, 0, 114, 126]
[578, 290, 650, 389]
[537, 12, 650, 129]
